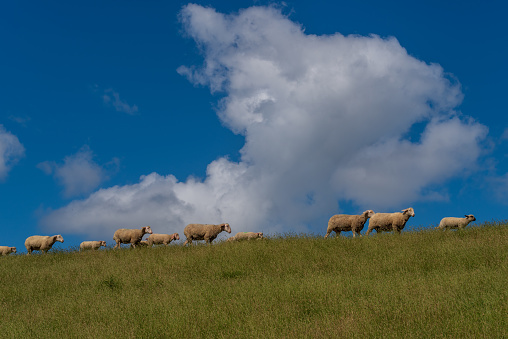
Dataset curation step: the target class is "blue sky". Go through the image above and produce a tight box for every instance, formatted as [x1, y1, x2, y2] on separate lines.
[1, 1, 507, 252]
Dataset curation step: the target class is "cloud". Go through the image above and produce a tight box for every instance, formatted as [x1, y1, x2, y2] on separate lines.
[0, 125, 25, 180]
[40, 5, 487, 237]
[103, 89, 139, 115]
[38, 145, 118, 198]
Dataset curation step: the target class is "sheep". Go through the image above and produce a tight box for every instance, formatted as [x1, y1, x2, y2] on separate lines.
[138, 240, 149, 247]
[436, 215, 476, 230]
[0, 246, 16, 256]
[147, 233, 180, 247]
[227, 232, 263, 242]
[113, 226, 153, 249]
[24, 235, 64, 255]
[365, 208, 415, 235]
[183, 223, 231, 245]
[325, 210, 375, 238]
[79, 241, 107, 251]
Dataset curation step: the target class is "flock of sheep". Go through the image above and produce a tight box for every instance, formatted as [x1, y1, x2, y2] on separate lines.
[0, 208, 476, 256]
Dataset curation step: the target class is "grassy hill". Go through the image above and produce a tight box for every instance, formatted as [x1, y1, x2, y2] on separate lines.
[0, 223, 506, 338]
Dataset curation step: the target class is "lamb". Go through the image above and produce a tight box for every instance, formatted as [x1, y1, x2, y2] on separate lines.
[147, 233, 180, 247]
[113, 226, 153, 249]
[227, 232, 263, 242]
[79, 241, 107, 251]
[325, 210, 375, 238]
[24, 235, 64, 255]
[365, 208, 415, 235]
[0, 246, 16, 256]
[183, 223, 231, 245]
[138, 240, 149, 247]
[436, 215, 476, 230]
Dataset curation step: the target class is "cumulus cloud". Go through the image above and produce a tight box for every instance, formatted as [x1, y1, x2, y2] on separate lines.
[40, 5, 487, 237]
[103, 89, 139, 115]
[38, 145, 118, 198]
[0, 125, 25, 180]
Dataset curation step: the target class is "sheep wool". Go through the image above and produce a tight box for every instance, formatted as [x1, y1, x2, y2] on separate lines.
[325, 210, 375, 238]
[79, 241, 107, 251]
[113, 226, 153, 249]
[147, 233, 180, 246]
[25, 235, 64, 255]
[227, 232, 263, 242]
[437, 215, 476, 230]
[183, 223, 231, 245]
[0, 246, 16, 256]
[365, 208, 415, 235]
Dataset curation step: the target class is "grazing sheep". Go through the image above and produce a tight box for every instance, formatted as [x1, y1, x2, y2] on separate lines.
[79, 241, 107, 251]
[147, 233, 180, 247]
[227, 232, 263, 242]
[183, 223, 231, 245]
[113, 226, 153, 249]
[325, 210, 375, 238]
[365, 208, 415, 235]
[436, 215, 476, 230]
[0, 246, 16, 256]
[25, 235, 64, 255]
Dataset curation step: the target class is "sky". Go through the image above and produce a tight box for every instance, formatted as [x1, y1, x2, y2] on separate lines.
[1, 1, 507, 252]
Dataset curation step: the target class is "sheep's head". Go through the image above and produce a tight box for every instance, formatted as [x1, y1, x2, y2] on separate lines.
[402, 208, 415, 217]
[222, 223, 232, 233]
[143, 226, 153, 234]
[173, 233, 180, 241]
[100, 241, 107, 247]
[55, 235, 64, 243]
[363, 210, 375, 218]
[11, 247, 16, 253]
[257, 232, 264, 239]
[465, 214, 476, 221]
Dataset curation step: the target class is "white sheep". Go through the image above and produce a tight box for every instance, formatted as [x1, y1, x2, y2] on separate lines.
[183, 223, 231, 245]
[24, 235, 64, 255]
[325, 210, 375, 238]
[113, 226, 153, 249]
[436, 215, 476, 230]
[147, 233, 180, 247]
[0, 246, 17, 256]
[227, 232, 263, 242]
[79, 241, 107, 251]
[365, 208, 415, 235]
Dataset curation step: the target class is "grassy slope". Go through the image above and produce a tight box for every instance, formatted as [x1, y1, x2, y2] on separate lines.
[0, 224, 506, 338]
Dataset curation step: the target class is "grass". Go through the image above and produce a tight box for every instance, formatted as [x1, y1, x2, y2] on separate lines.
[0, 223, 506, 338]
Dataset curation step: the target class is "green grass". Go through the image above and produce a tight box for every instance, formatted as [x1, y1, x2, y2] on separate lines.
[0, 223, 506, 338]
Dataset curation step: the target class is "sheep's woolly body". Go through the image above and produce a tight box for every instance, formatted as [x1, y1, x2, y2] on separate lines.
[227, 232, 263, 242]
[0, 246, 16, 256]
[365, 208, 415, 235]
[79, 241, 107, 251]
[437, 215, 476, 230]
[325, 210, 375, 238]
[113, 226, 153, 249]
[147, 233, 180, 246]
[24, 235, 64, 255]
[183, 223, 231, 245]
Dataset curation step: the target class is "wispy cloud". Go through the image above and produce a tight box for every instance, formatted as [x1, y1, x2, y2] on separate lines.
[0, 125, 25, 181]
[8, 115, 31, 127]
[103, 88, 139, 115]
[38, 145, 119, 198]
[42, 5, 487, 237]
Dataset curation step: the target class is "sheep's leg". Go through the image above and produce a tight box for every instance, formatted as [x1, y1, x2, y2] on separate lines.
[352, 228, 358, 238]
[324, 230, 332, 239]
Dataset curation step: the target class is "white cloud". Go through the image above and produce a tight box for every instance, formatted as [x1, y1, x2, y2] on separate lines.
[103, 89, 139, 115]
[0, 125, 25, 180]
[40, 5, 488, 237]
[38, 145, 118, 198]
